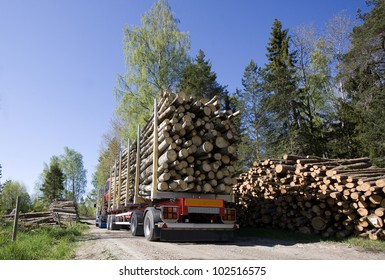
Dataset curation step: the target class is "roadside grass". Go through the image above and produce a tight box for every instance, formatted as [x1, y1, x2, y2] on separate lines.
[238, 227, 385, 252]
[339, 236, 385, 252]
[0, 219, 88, 260]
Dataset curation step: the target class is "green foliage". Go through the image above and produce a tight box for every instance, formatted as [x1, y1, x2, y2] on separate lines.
[40, 156, 65, 203]
[0, 180, 31, 213]
[115, 0, 190, 140]
[339, 0, 385, 164]
[178, 49, 225, 100]
[0, 221, 87, 260]
[240, 60, 267, 160]
[262, 19, 300, 158]
[92, 136, 121, 191]
[77, 196, 96, 218]
[325, 100, 362, 158]
[294, 34, 334, 156]
[60, 147, 87, 203]
[30, 197, 48, 212]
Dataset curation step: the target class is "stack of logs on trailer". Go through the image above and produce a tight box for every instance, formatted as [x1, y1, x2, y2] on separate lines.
[106, 90, 239, 209]
[234, 154, 385, 240]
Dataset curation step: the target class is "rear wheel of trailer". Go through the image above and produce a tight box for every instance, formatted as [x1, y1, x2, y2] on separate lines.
[143, 208, 161, 241]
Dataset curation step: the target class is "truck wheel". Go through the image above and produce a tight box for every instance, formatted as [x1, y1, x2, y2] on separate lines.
[130, 211, 144, 236]
[110, 214, 120, 230]
[107, 215, 111, 230]
[143, 208, 161, 241]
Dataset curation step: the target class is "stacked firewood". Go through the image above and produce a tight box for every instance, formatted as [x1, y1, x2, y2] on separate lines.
[2, 200, 78, 227]
[234, 154, 385, 240]
[108, 90, 239, 207]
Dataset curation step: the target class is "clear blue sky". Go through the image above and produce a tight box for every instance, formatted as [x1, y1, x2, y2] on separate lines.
[0, 0, 365, 196]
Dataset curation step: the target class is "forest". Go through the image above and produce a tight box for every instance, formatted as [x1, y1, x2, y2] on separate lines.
[92, 0, 385, 191]
[0, 0, 384, 212]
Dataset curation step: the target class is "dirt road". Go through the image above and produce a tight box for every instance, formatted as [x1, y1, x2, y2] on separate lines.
[72, 220, 385, 260]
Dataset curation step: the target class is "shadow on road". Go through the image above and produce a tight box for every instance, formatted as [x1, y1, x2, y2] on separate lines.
[78, 218, 324, 247]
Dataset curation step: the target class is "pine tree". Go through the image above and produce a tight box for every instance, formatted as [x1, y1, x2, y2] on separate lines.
[263, 19, 300, 157]
[240, 60, 267, 160]
[340, 0, 385, 165]
[178, 49, 224, 100]
[40, 157, 65, 203]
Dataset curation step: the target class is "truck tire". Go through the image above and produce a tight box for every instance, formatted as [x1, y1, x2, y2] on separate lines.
[107, 215, 111, 230]
[143, 208, 161, 241]
[110, 214, 120, 230]
[130, 211, 144, 236]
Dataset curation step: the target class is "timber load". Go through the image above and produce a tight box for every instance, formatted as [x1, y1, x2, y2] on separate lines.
[234, 154, 385, 240]
[106, 90, 239, 209]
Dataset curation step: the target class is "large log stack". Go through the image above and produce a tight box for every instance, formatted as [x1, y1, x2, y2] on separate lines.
[234, 154, 385, 240]
[107, 90, 239, 209]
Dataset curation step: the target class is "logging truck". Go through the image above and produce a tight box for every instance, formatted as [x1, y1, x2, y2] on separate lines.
[95, 91, 239, 241]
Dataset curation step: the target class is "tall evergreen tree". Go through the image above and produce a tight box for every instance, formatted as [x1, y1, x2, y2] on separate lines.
[263, 19, 300, 157]
[178, 49, 224, 100]
[340, 0, 385, 165]
[292, 24, 335, 156]
[240, 60, 266, 160]
[115, 0, 190, 140]
[40, 157, 65, 203]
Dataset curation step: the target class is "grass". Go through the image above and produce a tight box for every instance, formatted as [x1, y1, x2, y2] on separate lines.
[339, 236, 385, 252]
[238, 226, 385, 252]
[0, 219, 88, 260]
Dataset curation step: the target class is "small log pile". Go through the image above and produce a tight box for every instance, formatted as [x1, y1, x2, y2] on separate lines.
[49, 199, 79, 224]
[1, 200, 78, 227]
[108, 90, 239, 208]
[234, 154, 385, 240]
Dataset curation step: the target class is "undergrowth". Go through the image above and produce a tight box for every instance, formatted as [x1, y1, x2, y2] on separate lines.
[0, 219, 88, 260]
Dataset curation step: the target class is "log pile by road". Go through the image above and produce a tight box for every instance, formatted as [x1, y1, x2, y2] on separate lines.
[234, 154, 385, 240]
[107, 90, 239, 208]
[1, 200, 78, 227]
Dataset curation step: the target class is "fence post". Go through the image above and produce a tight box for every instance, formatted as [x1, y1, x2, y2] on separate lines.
[12, 196, 20, 242]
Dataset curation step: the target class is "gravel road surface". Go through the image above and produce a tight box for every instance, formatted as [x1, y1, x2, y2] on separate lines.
[72, 219, 385, 260]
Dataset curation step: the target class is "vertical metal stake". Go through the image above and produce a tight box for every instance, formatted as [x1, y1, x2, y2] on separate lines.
[134, 125, 141, 204]
[152, 98, 159, 199]
[107, 166, 112, 211]
[125, 138, 131, 207]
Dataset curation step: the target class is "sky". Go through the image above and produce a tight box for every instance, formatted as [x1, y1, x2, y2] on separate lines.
[0, 0, 366, 196]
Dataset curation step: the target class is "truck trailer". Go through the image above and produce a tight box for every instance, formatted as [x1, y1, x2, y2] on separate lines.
[95, 91, 239, 241]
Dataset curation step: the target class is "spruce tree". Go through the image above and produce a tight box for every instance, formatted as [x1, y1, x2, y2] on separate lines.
[178, 49, 224, 100]
[340, 0, 385, 165]
[263, 19, 300, 158]
[40, 157, 65, 203]
[240, 60, 267, 160]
